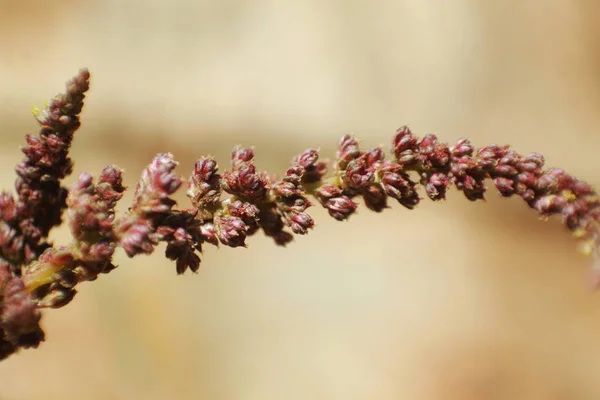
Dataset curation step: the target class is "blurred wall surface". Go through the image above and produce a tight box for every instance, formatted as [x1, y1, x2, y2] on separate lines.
[2, 1, 600, 399]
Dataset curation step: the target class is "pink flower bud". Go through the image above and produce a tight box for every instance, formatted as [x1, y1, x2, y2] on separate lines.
[214, 216, 248, 248]
[326, 196, 357, 221]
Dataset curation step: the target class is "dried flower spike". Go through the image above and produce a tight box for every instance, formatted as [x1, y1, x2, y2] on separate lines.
[1, 69, 600, 362]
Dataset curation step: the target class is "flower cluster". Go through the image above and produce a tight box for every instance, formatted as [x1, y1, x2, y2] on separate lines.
[0, 69, 599, 361]
[9, 70, 89, 270]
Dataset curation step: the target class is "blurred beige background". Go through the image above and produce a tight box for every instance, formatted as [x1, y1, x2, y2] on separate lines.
[2, 0, 600, 399]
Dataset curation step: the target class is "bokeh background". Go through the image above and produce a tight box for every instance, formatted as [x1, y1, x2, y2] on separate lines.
[2, 1, 600, 398]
